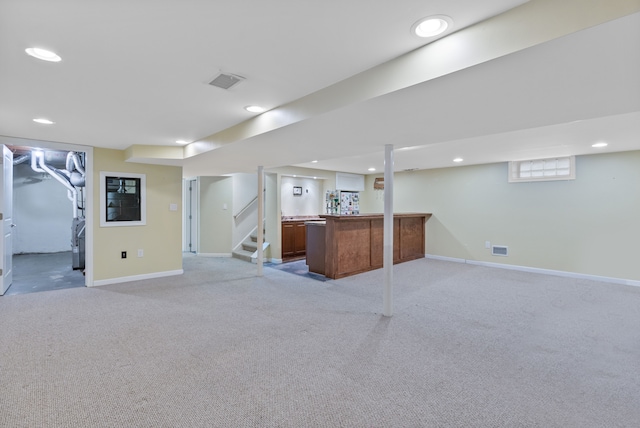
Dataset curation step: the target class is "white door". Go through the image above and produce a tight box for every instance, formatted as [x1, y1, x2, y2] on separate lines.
[0, 145, 13, 295]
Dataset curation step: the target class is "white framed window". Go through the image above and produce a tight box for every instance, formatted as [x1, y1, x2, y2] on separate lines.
[100, 171, 146, 227]
[509, 156, 575, 183]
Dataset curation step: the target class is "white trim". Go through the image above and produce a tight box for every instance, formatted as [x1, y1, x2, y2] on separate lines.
[425, 254, 466, 263]
[182, 178, 199, 253]
[84, 147, 94, 287]
[90, 269, 183, 287]
[426, 254, 640, 287]
[508, 155, 575, 183]
[196, 253, 232, 258]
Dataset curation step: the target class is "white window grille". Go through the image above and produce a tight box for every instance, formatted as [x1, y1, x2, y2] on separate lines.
[509, 156, 575, 183]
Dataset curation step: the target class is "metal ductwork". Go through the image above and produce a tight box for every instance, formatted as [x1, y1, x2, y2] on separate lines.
[25, 149, 87, 270]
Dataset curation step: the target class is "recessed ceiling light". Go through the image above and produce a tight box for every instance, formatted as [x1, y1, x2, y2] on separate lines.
[453, 157, 464, 163]
[245, 105, 266, 113]
[311, 160, 318, 163]
[25, 47, 62, 62]
[412, 15, 453, 38]
[33, 118, 55, 125]
[368, 167, 376, 172]
[176, 140, 189, 145]
[592, 142, 608, 148]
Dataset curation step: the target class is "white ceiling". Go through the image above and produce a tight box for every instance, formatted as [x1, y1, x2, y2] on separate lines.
[1, 0, 639, 177]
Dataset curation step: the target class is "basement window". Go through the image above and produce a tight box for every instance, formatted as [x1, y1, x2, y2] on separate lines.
[100, 171, 146, 227]
[509, 156, 575, 183]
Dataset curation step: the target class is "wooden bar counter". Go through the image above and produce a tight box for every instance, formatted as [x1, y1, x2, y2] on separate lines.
[306, 213, 431, 279]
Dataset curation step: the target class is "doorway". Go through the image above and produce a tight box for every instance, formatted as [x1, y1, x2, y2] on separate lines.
[0, 138, 92, 296]
[183, 178, 198, 254]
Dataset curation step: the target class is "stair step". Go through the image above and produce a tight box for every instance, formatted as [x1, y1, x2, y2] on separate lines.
[233, 241, 270, 264]
[250, 232, 266, 243]
[232, 249, 254, 262]
[242, 240, 258, 252]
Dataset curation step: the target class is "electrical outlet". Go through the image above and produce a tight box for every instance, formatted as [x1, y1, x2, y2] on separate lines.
[137, 249, 143, 257]
[121, 251, 127, 259]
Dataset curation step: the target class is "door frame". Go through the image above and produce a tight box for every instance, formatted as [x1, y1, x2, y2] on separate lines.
[1, 145, 13, 295]
[0, 136, 94, 287]
[182, 177, 198, 253]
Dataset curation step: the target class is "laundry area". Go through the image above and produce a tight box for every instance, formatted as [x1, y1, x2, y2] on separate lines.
[2, 145, 86, 295]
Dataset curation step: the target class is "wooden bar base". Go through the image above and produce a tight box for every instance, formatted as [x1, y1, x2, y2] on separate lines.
[306, 213, 431, 279]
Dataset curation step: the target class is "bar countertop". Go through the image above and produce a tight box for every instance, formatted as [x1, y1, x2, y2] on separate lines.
[319, 213, 431, 220]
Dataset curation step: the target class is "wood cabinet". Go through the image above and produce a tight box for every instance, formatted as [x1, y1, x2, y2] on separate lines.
[306, 222, 326, 274]
[307, 213, 431, 279]
[282, 221, 307, 260]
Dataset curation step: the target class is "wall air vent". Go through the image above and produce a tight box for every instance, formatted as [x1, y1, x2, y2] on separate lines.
[208, 73, 245, 90]
[492, 245, 508, 256]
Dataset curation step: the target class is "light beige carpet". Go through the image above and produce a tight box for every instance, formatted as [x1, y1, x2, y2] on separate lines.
[1, 256, 638, 427]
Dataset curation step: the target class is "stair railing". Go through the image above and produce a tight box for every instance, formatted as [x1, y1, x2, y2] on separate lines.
[233, 189, 265, 220]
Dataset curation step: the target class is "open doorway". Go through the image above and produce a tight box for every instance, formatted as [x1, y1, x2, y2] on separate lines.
[183, 178, 198, 254]
[4, 145, 87, 295]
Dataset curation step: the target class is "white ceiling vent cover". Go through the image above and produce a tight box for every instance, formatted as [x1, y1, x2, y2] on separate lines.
[208, 73, 245, 90]
[492, 245, 508, 256]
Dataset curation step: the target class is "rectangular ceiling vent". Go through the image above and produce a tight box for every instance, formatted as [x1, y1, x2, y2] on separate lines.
[492, 245, 508, 256]
[208, 73, 245, 90]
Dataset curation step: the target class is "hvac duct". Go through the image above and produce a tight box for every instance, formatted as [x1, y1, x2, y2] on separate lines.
[26, 149, 87, 270]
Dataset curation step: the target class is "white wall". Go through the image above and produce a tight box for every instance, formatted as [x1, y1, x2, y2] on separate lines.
[198, 176, 232, 254]
[13, 163, 73, 254]
[280, 176, 323, 216]
[360, 150, 640, 282]
[231, 173, 259, 247]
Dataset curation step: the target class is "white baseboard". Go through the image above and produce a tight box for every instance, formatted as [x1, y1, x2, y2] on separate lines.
[425, 254, 466, 264]
[196, 253, 232, 258]
[425, 254, 640, 287]
[91, 269, 184, 287]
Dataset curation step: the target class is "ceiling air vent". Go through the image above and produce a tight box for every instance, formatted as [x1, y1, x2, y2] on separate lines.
[208, 73, 245, 90]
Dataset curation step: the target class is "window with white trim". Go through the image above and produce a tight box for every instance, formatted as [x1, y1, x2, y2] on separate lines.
[509, 156, 575, 183]
[100, 171, 146, 227]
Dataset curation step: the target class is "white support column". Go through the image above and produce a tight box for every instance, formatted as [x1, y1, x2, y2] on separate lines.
[383, 144, 394, 317]
[257, 166, 264, 276]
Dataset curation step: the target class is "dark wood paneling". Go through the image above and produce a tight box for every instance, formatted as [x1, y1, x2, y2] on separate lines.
[306, 223, 326, 274]
[393, 218, 400, 262]
[335, 220, 371, 277]
[370, 218, 383, 268]
[399, 217, 425, 261]
[282, 223, 295, 258]
[282, 221, 308, 260]
[314, 213, 431, 279]
[294, 223, 306, 255]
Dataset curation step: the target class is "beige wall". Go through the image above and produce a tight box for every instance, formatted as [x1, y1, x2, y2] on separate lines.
[198, 176, 233, 254]
[93, 148, 183, 282]
[360, 150, 640, 282]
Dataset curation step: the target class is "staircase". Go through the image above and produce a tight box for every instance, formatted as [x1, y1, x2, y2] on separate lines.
[232, 230, 269, 263]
